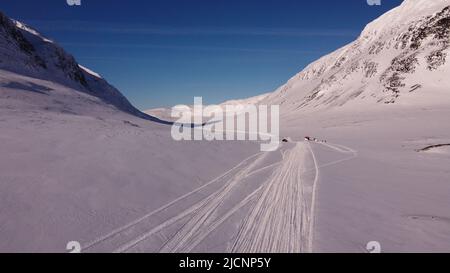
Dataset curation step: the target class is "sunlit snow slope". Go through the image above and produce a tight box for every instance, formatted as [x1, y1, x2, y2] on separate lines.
[262, 0, 450, 114]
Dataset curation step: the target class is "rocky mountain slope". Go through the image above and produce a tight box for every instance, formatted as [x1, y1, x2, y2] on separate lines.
[0, 11, 149, 119]
[262, 0, 450, 114]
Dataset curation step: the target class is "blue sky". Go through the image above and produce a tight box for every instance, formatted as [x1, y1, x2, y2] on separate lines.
[1, 0, 403, 110]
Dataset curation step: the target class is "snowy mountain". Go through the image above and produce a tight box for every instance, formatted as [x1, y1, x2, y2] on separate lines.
[144, 93, 270, 121]
[146, 0, 450, 121]
[220, 93, 270, 106]
[0, 11, 149, 119]
[262, 0, 450, 114]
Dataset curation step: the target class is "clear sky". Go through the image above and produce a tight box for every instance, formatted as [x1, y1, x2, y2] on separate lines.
[1, 0, 403, 110]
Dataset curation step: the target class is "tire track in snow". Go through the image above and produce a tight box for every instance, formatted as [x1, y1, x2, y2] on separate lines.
[159, 185, 264, 253]
[115, 151, 270, 253]
[318, 142, 357, 155]
[82, 151, 263, 252]
[155, 156, 284, 252]
[156, 162, 285, 252]
[305, 141, 357, 252]
[231, 143, 315, 253]
[85, 139, 355, 253]
[311, 141, 358, 170]
[306, 142, 319, 253]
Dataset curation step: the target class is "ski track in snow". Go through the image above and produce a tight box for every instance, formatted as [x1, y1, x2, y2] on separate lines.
[230, 143, 313, 253]
[306, 142, 319, 253]
[228, 141, 353, 253]
[158, 181, 264, 253]
[82, 140, 356, 253]
[115, 151, 271, 253]
[82, 151, 264, 251]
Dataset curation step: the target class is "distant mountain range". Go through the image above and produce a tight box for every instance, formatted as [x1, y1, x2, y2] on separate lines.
[2, 0, 450, 120]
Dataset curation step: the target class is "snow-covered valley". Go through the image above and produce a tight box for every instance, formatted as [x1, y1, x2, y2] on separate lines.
[1, 0, 450, 253]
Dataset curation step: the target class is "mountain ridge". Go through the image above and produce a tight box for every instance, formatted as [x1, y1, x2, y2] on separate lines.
[0, 11, 153, 120]
[261, 0, 450, 114]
